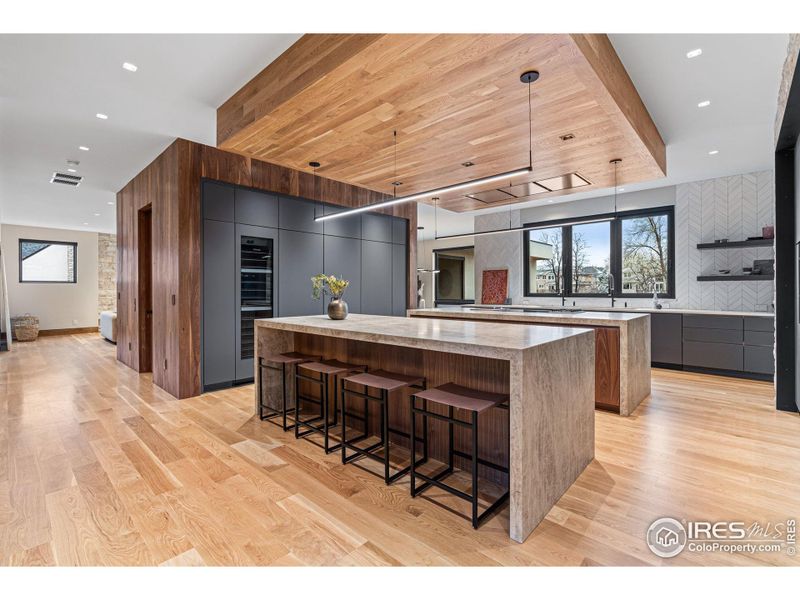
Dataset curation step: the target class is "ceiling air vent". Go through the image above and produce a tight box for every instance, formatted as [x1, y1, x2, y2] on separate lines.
[50, 172, 83, 187]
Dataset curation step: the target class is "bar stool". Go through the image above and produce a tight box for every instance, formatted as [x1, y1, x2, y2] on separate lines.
[295, 360, 366, 453]
[258, 352, 320, 430]
[340, 370, 426, 485]
[410, 383, 510, 529]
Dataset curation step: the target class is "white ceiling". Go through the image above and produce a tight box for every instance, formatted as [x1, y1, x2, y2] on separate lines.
[420, 33, 790, 239]
[0, 34, 301, 233]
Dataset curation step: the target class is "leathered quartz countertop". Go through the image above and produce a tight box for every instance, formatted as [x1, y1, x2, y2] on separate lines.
[464, 303, 774, 319]
[254, 313, 593, 358]
[409, 306, 649, 326]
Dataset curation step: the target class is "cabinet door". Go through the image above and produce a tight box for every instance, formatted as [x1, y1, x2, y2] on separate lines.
[683, 314, 743, 331]
[744, 346, 774, 374]
[744, 316, 774, 332]
[683, 341, 743, 371]
[279, 230, 324, 317]
[391, 243, 407, 316]
[203, 219, 235, 387]
[392, 217, 407, 245]
[202, 180, 234, 222]
[279, 196, 324, 234]
[650, 312, 682, 365]
[361, 240, 393, 315]
[235, 188, 278, 228]
[322, 204, 362, 239]
[324, 236, 362, 313]
[362, 213, 393, 242]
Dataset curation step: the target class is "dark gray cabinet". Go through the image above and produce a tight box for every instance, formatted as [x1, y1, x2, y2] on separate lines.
[392, 217, 407, 245]
[203, 181, 234, 222]
[202, 179, 409, 388]
[683, 314, 743, 331]
[361, 240, 393, 315]
[651, 312, 682, 365]
[203, 219, 235, 386]
[322, 204, 361, 239]
[392, 243, 406, 316]
[279, 230, 324, 317]
[279, 196, 323, 234]
[362, 213, 393, 243]
[683, 340, 744, 371]
[744, 346, 774, 374]
[235, 188, 278, 228]
[324, 235, 362, 313]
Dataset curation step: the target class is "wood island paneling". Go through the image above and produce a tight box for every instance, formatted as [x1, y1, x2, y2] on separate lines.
[116, 139, 417, 399]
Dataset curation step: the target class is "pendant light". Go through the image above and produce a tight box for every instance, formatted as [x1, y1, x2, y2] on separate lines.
[315, 71, 539, 223]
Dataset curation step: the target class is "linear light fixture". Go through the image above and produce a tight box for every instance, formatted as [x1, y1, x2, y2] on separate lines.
[315, 166, 533, 222]
[315, 70, 541, 223]
[434, 217, 614, 242]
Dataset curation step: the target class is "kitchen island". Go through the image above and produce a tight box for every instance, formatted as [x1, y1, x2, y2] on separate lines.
[409, 306, 651, 416]
[255, 314, 595, 542]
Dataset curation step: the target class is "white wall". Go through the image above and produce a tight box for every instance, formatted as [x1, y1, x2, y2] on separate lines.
[472, 170, 775, 312]
[1, 224, 99, 330]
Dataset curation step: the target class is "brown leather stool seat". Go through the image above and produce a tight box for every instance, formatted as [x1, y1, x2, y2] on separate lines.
[258, 352, 320, 430]
[340, 369, 426, 485]
[295, 359, 366, 454]
[410, 383, 510, 529]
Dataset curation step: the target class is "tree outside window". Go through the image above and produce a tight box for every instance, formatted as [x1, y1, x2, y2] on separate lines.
[621, 215, 669, 295]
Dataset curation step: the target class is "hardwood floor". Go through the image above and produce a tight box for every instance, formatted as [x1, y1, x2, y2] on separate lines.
[1, 333, 798, 566]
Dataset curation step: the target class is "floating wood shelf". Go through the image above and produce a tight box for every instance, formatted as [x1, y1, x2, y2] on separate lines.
[696, 274, 773, 282]
[696, 239, 774, 249]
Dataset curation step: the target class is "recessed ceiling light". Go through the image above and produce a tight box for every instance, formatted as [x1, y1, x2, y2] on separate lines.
[122, 62, 138, 72]
[618, 187, 625, 192]
[709, 149, 719, 155]
[392, 181, 403, 186]
[96, 113, 108, 120]
[107, 201, 114, 205]
[686, 48, 703, 59]
[93, 213, 100, 216]
[547, 200, 554, 203]
[79, 146, 90, 151]
[461, 161, 475, 167]
[697, 100, 711, 108]
[67, 168, 77, 173]
[83, 222, 89, 225]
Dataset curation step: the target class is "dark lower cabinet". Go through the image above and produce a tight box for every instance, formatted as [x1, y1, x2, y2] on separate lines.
[202, 219, 235, 387]
[324, 235, 362, 313]
[279, 230, 324, 317]
[745, 346, 774, 374]
[361, 240, 392, 315]
[651, 312, 682, 365]
[683, 340, 744, 371]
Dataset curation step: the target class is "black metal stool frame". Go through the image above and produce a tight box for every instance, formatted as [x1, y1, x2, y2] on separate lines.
[340, 379, 427, 485]
[258, 356, 318, 431]
[410, 398, 510, 529]
[294, 364, 366, 454]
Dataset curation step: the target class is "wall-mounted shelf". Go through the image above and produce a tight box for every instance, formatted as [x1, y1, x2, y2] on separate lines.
[696, 239, 774, 249]
[697, 274, 774, 282]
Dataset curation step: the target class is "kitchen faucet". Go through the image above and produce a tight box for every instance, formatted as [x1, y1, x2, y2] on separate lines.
[608, 273, 616, 308]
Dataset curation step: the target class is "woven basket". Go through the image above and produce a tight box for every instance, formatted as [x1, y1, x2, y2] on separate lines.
[12, 314, 40, 342]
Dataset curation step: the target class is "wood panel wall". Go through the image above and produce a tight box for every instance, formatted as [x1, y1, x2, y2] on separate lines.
[117, 138, 417, 399]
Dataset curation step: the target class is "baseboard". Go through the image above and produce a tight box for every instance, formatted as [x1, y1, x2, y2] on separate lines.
[35, 326, 99, 338]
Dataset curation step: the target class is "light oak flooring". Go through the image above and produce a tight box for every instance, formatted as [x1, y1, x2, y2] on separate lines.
[0, 333, 798, 566]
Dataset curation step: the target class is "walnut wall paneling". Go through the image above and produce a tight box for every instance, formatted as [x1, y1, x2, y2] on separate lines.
[117, 138, 417, 399]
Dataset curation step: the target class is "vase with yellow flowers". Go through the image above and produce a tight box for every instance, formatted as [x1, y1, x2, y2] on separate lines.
[311, 274, 350, 320]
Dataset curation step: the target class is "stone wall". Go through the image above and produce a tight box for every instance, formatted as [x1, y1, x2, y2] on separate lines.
[98, 233, 116, 313]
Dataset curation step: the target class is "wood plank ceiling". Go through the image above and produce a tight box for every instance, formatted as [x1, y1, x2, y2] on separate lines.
[217, 34, 666, 212]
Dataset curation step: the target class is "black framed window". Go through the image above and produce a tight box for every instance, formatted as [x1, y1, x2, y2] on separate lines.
[19, 239, 77, 283]
[523, 206, 675, 298]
